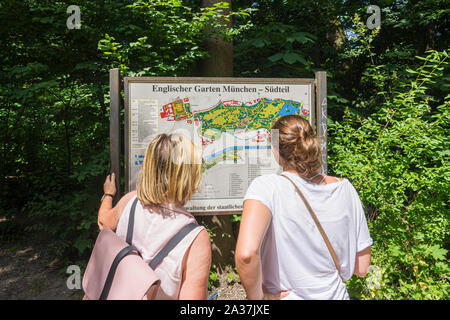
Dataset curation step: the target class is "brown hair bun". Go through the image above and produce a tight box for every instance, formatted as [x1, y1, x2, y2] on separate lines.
[271, 114, 322, 179]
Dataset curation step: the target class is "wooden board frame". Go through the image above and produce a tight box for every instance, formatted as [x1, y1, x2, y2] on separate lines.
[110, 73, 327, 215]
[109, 69, 121, 205]
[315, 71, 327, 174]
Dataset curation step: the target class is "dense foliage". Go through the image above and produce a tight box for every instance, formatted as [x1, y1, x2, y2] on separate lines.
[330, 46, 449, 299]
[233, 0, 449, 300]
[0, 0, 235, 259]
[0, 0, 448, 299]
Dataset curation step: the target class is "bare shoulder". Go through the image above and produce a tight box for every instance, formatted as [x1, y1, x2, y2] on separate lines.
[119, 190, 137, 203]
[180, 228, 211, 294]
[190, 228, 212, 253]
[115, 191, 137, 219]
[184, 228, 212, 271]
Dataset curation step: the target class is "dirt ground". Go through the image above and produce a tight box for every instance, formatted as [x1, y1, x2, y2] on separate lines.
[208, 265, 247, 300]
[0, 236, 246, 300]
[0, 237, 83, 300]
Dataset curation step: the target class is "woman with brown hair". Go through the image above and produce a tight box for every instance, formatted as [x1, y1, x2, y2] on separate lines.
[235, 114, 372, 300]
[97, 133, 211, 299]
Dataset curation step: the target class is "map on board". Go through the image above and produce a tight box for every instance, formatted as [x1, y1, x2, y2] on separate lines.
[127, 81, 312, 213]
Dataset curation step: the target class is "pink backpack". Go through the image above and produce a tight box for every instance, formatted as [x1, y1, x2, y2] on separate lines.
[82, 198, 200, 300]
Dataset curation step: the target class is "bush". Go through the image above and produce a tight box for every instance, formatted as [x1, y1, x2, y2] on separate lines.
[23, 149, 109, 262]
[329, 49, 449, 299]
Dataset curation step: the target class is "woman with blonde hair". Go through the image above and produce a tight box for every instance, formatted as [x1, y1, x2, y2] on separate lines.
[97, 133, 211, 299]
[235, 114, 372, 300]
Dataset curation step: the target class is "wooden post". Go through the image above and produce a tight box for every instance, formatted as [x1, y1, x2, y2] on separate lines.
[123, 78, 130, 194]
[109, 68, 121, 205]
[315, 71, 327, 174]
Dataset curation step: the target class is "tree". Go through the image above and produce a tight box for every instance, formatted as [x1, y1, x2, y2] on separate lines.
[198, 0, 233, 76]
[197, 0, 236, 272]
[0, 0, 231, 259]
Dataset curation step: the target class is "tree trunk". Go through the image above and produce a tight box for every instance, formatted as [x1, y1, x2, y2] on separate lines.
[425, 22, 435, 52]
[198, 0, 236, 273]
[198, 0, 233, 77]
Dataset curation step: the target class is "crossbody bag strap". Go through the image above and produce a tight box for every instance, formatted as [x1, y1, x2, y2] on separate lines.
[149, 222, 200, 270]
[280, 174, 343, 280]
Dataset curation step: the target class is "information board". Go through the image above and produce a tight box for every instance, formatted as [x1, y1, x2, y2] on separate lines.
[124, 77, 318, 215]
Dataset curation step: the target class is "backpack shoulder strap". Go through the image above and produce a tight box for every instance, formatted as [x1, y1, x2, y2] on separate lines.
[149, 222, 200, 270]
[99, 245, 140, 300]
[126, 197, 139, 245]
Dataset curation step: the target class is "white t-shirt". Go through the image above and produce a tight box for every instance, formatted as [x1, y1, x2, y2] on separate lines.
[243, 171, 373, 300]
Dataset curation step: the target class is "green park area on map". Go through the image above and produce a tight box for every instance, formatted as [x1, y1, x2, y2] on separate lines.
[166, 97, 310, 138]
[160, 96, 310, 170]
[196, 98, 308, 136]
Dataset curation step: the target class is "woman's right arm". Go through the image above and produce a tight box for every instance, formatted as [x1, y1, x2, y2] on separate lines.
[354, 246, 371, 277]
[235, 199, 292, 300]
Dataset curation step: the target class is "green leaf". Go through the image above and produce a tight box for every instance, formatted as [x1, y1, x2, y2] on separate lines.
[268, 52, 283, 62]
[282, 52, 307, 65]
[430, 245, 447, 261]
[253, 38, 267, 48]
[289, 32, 315, 44]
